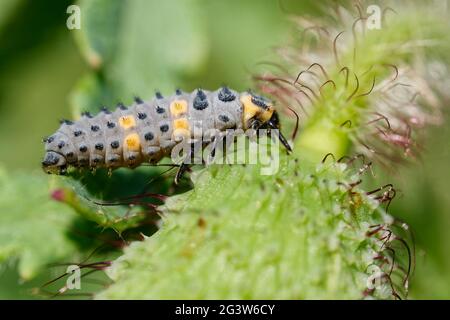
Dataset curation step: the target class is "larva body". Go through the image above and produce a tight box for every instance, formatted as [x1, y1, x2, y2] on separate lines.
[42, 88, 284, 174]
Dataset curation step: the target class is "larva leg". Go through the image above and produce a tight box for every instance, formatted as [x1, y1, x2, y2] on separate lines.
[174, 140, 201, 185]
[174, 163, 190, 185]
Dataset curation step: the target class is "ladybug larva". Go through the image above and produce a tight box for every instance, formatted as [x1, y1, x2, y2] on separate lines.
[42, 87, 292, 181]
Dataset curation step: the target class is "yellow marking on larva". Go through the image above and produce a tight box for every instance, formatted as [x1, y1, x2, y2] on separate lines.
[172, 118, 191, 141]
[119, 115, 136, 129]
[240, 95, 274, 127]
[173, 118, 190, 131]
[240, 95, 260, 124]
[124, 133, 141, 152]
[260, 108, 274, 122]
[170, 100, 188, 117]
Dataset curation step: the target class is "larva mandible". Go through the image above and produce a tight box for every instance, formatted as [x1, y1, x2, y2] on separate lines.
[42, 87, 292, 180]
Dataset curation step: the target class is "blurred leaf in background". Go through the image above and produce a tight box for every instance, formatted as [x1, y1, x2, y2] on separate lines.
[0, 0, 86, 169]
[389, 110, 450, 298]
[0, 0, 23, 31]
[70, 0, 297, 114]
[0, 168, 80, 280]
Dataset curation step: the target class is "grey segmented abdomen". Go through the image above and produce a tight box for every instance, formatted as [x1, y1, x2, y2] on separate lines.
[43, 87, 249, 170]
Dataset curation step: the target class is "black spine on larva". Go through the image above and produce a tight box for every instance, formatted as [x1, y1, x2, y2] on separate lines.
[101, 106, 111, 114]
[250, 94, 269, 109]
[218, 87, 236, 102]
[117, 102, 127, 110]
[193, 89, 209, 110]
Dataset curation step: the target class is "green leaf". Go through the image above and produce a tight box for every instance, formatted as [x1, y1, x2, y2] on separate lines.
[69, 73, 115, 118]
[74, 0, 124, 69]
[47, 154, 184, 233]
[52, 184, 146, 234]
[97, 157, 404, 299]
[0, 167, 81, 280]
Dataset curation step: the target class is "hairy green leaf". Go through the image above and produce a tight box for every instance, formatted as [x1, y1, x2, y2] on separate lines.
[0, 167, 80, 280]
[97, 156, 402, 299]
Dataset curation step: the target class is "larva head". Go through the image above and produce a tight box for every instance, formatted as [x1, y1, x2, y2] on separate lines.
[240, 92, 292, 152]
[42, 133, 68, 174]
[240, 93, 275, 130]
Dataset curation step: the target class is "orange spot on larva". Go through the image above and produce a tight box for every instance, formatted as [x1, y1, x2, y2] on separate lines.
[173, 118, 190, 130]
[124, 133, 140, 151]
[170, 100, 188, 117]
[172, 118, 190, 141]
[119, 115, 136, 129]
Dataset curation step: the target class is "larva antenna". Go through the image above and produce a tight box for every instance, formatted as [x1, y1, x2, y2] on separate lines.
[266, 120, 292, 153]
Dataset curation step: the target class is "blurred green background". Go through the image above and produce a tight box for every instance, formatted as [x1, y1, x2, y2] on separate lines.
[0, 0, 449, 299]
